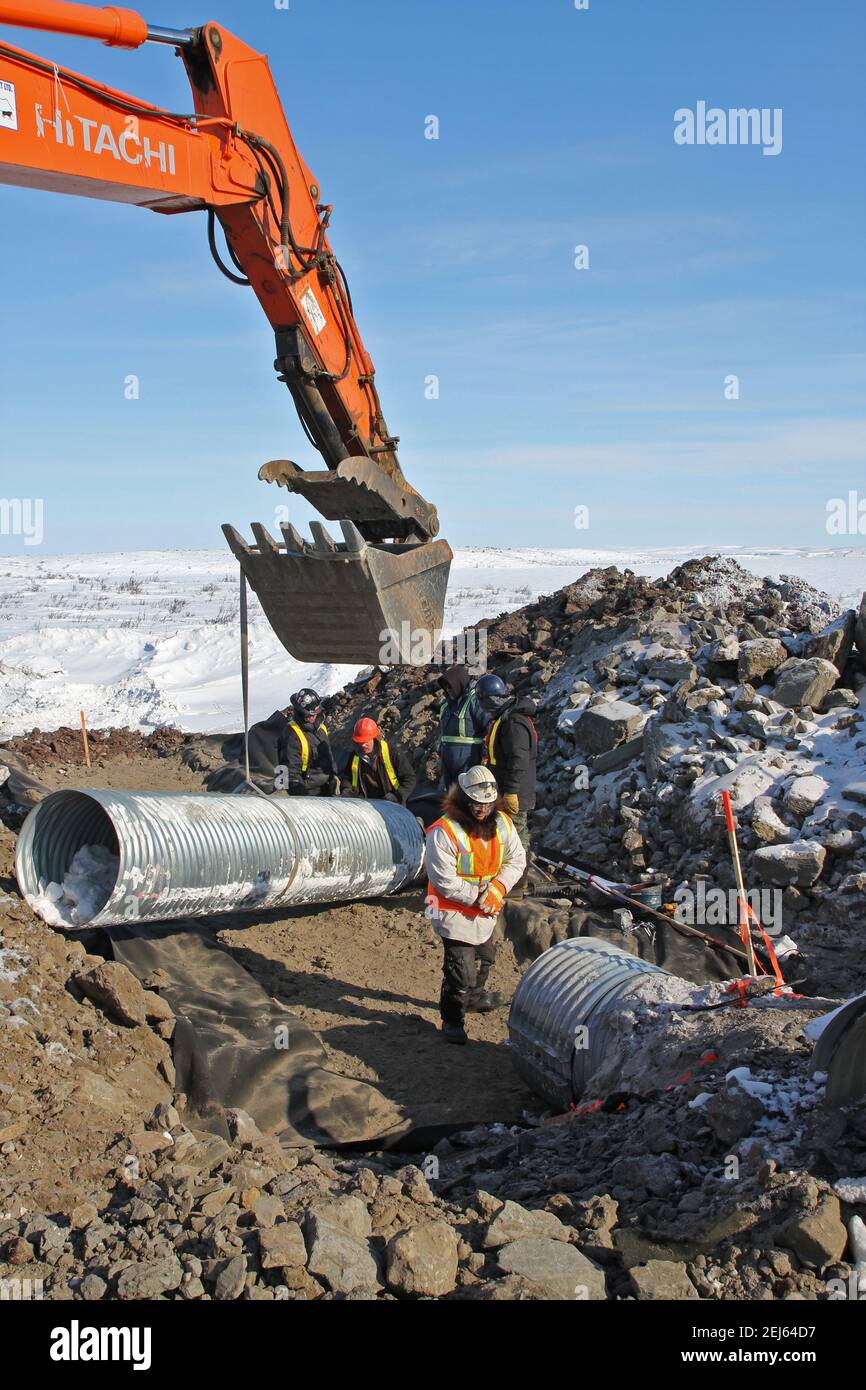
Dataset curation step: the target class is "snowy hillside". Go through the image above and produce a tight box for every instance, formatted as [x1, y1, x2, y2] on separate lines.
[1, 545, 863, 737]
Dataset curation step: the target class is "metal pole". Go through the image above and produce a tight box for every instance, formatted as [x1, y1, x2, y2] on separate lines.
[145, 24, 195, 47]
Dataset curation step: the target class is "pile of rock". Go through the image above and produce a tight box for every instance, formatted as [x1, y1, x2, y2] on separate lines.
[322, 557, 866, 992]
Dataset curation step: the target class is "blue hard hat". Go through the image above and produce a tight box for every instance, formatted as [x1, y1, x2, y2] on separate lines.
[476, 673, 511, 712]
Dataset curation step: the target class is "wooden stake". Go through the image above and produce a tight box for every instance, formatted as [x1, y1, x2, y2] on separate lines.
[721, 790, 756, 976]
[79, 709, 91, 769]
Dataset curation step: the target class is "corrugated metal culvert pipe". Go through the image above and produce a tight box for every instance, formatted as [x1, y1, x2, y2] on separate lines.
[508, 938, 673, 1109]
[16, 789, 425, 928]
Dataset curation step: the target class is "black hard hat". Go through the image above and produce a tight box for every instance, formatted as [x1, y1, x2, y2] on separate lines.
[291, 688, 322, 722]
[475, 673, 511, 713]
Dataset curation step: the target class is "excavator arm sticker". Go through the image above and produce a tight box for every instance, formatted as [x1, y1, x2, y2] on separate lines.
[0, 78, 18, 131]
[300, 286, 327, 337]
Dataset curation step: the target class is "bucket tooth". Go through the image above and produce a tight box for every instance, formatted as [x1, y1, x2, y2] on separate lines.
[339, 521, 366, 553]
[250, 522, 281, 554]
[310, 522, 339, 553]
[279, 522, 308, 554]
[222, 523, 252, 560]
[222, 520, 453, 665]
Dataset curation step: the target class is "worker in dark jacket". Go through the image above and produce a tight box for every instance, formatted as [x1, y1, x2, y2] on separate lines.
[436, 663, 486, 786]
[340, 716, 416, 804]
[276, 688, 338, 796]
[476, 674, 537, 868]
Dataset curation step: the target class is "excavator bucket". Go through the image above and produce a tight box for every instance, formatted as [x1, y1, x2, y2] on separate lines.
[222, 520, 453, 665]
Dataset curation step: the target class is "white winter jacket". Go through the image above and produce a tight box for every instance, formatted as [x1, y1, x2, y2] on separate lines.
[425, 811, 527, 945]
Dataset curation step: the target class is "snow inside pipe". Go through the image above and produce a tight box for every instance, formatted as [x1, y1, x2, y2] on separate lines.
[15, 789, 426, 928]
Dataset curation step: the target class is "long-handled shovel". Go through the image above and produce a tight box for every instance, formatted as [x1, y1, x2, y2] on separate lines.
[721, 791, 757, 976]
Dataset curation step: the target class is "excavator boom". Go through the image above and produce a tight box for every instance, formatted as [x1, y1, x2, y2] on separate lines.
[0, 2, 452, 663]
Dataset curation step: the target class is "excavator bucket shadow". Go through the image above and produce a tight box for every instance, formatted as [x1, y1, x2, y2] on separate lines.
[222, 520, 453, 665]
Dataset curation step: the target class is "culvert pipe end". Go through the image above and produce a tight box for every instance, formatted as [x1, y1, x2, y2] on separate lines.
[16, 788, 426, 929]
[507, 937, 674, 1110]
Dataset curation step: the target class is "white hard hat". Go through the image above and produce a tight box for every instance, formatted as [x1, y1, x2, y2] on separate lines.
[458, 765, 498, 803]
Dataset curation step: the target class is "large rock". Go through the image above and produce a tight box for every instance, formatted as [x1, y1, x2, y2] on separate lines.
[74, 960, 148, 1027]
[496, 1238, 606, 1300]
[784, 775, 829, 819]
[213, 1255, 247, 1301]
[753, 839, 826, 888]
[628, 1260, 698, 1301]
[643, 717, 690, 783]
[385, 1222, 459, 1297]
[307, 1196, 372, 1241]
[738, 638, 788, 683]
[707, 635, 740, 664]
[805, 611, 856, 671]
[592, 736, 643, 775]
[648, 657, 697, 687]
[750, 798, 793, 845]
[482, 1200, 569, 1249]
[259, 1221, 307, 1270]
[304, 1212, 381, 1294]
[781, 1195, 848, 1268]
[116, 1255, 184, 1299]
[704, 1087, 765, 1145]
[843, 782, 866, 807]
[575, 700, 645, 756]
[772, 657, 838, 710]
[611, 1153, 681, 1199]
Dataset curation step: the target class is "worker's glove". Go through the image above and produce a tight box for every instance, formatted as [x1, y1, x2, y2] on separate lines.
[477, 878, 506, 916]
[327, 775, 341, 797]
[503, 793, 520, 814]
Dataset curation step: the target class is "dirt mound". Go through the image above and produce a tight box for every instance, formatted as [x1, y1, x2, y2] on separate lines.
[4, 723, 187, 768]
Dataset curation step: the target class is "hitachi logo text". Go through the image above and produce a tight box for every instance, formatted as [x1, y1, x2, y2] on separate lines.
[35, 105, 176, 175]
[50, 1321, 152, 1372]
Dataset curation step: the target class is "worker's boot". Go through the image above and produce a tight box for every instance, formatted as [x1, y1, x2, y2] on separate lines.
[465, 990, 505, 1012]
[466, 959, 505, 1012]
[441, 1021, 468, 1045]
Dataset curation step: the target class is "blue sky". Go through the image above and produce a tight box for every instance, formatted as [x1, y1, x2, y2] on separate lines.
[1, 0, 864, 554]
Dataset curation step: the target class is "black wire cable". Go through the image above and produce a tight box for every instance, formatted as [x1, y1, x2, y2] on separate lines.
[207, 209, 250, 285]
[0, 43, 199, 126]
[4, 42, 374, 416]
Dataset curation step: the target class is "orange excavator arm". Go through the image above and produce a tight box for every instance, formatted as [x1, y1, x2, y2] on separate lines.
[0, 3, 452, 663]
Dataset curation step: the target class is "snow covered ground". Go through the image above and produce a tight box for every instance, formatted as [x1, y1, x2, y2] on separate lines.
[0, 545, 863, 738]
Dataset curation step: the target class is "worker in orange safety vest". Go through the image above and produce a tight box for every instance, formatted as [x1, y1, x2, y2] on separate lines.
[425, 764, 526, 1045]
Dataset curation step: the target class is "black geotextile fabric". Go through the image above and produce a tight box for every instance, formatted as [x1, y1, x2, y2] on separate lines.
[570, 909, 745, 984]
[109, 921, 409, 1149]
[504, 897, 749, 986]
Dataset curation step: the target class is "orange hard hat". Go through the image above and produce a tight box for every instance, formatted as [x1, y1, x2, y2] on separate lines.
[352, 716, 380, 743]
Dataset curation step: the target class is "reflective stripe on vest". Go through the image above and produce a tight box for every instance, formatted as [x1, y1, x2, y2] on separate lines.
[435, 813, 510, 881]
[439, 689, 483, 746]
[485, 717, 502, 766]
[351, 738, 399, 792]
[288, 721, 310, 773]
[485, 713, 538, 766]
